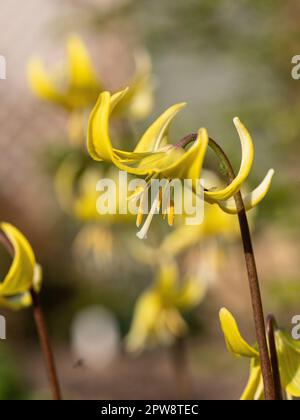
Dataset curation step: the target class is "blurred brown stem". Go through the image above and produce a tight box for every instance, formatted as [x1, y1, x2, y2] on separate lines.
[171, 337, 192, 400]
[208, 138, 275, 400]
[30, 289, 62, 401]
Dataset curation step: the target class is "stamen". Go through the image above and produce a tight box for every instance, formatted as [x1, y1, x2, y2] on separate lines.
[167, 201, 175, 226]
[136, 204, 144, 227]
[136, 192, 160, 240]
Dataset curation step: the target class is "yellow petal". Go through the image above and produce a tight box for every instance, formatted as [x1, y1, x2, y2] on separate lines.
[275, 331, 300, 398]
[134, 103, 186, 153]
[67, 35, 99, 89]
[216, 169, 275, 214]
[161, 127, 209, 185]
[0, 223, 36, 296]
[156, 260, 179, 294]
[125, 291, 162, 352]
[87, 89, 129, 162]
[0, 264, 43, 310]
[205, 117, 254, 201]
[241, 358, 263, 400]
[27, 58, 65, 106]
[219, 308, 259, 358]
[176, 276, 207, 309]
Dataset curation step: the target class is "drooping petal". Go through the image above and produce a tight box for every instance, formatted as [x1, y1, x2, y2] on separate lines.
[219, 308, 259, 358]
[275, 331, 300, 398]
[216, 169, 275, 214]
[87, 89, 192, 177]
[241, 358, 263, 400]
[67, 35, 99, 90]
[0, 223, 36, 296]
[27, 58, 65, 106]
[205, 118, 254, 202]
[87, 89, 128, 162]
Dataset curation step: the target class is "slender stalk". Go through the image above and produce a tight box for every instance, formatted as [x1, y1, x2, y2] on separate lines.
[30, 288, 62, 400]
[0, 229, 62, 400]
[266, 315, 283, 400]
[175, 134, 276, 400]
[171, 337, 192, 399]
[208, 138, 275, 400]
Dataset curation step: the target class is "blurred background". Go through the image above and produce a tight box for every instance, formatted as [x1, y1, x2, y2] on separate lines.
[0, 0, 299, 400]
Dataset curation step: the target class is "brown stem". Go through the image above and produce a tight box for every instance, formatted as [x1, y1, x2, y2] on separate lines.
[266, 315, 283, 400]
[175, 133, 276, 400]
[30, 289, 62, 400]
[0, 229, 62, 400]
[208, 138, 275, 400]
[171, 337, 192, 399]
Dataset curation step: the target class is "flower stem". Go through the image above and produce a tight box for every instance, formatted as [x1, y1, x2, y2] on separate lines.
[30, 288, 62, 400]
[266, 315, 283, 400]
[171, 337, 192, 399]
[208, 138, 276, 400]
[175, 133, 276, 399]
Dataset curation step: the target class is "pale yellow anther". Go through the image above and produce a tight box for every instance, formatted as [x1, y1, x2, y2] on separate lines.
[136, 210, 144, 228]
[167, 202, 175, 226]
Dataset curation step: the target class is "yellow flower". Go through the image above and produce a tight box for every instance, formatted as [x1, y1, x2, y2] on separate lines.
[28, 35, 101, 111]
[219, 308, 300, 400]
[54, 153, 133, 223]
[0, 223, 42, 310]
[28, 36, 154, 119]
[126, 260, 207, 352]
[87, 88, 274, 237]
[88, 88, 208, 237]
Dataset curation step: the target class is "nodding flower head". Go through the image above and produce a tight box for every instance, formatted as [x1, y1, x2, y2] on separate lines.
[87, 88, 274, 239]
[87, 88, 208, 238]
[28, 35, 101, 111]
[0, 223, 42, 310]
[126, 260, 207, 352]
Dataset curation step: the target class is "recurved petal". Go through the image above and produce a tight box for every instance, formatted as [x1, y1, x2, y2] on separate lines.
[219, 308, 259, 358]
[205, 117, 254, 202]
[87, 89, 128, 162]
[0, 223, 36, 296]
[134, 103, 186, 153]
[241, 358, 263, 400]
[67, 35, 99, 89]
[27, 58, 65, 106]
[216, 169, 275, 214]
